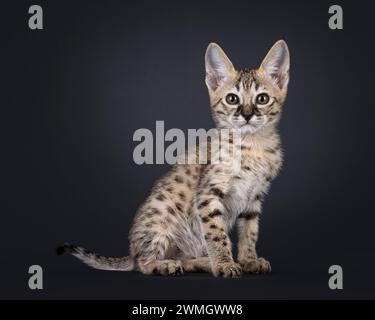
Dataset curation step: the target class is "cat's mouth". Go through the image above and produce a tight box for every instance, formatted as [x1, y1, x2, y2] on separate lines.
[238, 121, 264, 134]
[241, 123, 255, 128]
[240, 117, 264, 129]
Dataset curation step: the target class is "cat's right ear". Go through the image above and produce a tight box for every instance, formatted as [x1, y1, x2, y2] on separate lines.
[205, 43, 235, 92]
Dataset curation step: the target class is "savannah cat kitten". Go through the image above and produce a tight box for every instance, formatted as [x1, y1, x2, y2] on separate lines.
[58, 40, 290, 278]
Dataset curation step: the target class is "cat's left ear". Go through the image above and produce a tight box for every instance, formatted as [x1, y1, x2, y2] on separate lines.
[259, 40, 290, 91]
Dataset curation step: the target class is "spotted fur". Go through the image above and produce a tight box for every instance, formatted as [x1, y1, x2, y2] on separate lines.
[58, 40, 290, 278]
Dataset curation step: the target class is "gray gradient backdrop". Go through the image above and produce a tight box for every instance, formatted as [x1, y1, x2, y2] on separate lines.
[2, 0, 375, 299]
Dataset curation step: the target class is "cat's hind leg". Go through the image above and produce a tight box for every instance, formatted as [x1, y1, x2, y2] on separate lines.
[181, 257, 212, 273]
[133, 231, 185, 276]
[138, 257, 211, 276]
[138, 259, 184, 276]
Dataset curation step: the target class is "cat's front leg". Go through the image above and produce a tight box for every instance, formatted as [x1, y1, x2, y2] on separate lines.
[196, 185, 241, 278]
[237, 206, 271, 274]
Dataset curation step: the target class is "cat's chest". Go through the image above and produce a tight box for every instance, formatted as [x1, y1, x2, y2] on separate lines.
[240, 145, 282, 178]
[224, 139, 282, 220]
[229, 151, 279, 200]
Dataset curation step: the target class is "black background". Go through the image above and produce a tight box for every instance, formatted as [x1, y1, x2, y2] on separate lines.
[2, 0, 375, 299]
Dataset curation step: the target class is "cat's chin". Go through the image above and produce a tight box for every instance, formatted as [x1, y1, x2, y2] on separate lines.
[240, 124, 259, 135]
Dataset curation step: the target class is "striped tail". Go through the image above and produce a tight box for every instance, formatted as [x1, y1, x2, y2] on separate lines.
[57, 243, 134, 271]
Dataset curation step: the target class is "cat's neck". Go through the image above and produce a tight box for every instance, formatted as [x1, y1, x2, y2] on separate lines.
[241, 125, 279, 146]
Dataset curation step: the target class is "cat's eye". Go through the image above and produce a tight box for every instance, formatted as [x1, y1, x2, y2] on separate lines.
[256, 93, 270, 105]
[225, 93, 239, 105]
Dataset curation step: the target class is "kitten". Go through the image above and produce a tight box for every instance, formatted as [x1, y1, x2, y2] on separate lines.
[58, 40, 290, 278]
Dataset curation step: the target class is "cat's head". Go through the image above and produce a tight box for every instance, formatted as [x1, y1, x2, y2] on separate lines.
[205, 40, 290, 134]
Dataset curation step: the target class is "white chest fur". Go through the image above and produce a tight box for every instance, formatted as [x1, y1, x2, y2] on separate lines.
[223, 129, 282, 228]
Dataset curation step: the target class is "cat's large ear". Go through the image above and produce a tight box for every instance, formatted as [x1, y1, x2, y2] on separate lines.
[259, 40, 290, 91]
[205, 43, 236, 92]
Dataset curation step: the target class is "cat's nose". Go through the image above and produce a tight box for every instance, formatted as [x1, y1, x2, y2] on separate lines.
[241, 108, 254, 122]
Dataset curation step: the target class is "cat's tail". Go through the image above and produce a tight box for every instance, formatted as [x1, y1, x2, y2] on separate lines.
[56, 243, 135, 271]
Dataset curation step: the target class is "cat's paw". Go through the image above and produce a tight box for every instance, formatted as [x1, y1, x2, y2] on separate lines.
[240, 257, 271, 274]
[155, 260, 184, 276]
[213, 261, 242, 278]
